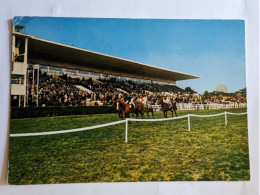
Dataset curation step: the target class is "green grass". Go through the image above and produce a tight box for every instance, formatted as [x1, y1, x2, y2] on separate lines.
[8, 108, 249, 184]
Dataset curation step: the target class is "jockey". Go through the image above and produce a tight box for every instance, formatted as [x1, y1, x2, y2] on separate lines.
[163, 96, 172, 107]
[133, 94, 138, 101]
[131, 94, 138, 108]
[163, 96, 168, 104]
[139, 94, 143, 102]
[140, 95, 147, 106]
[123, 93, 129, 102]
[125, 93, 135, 108]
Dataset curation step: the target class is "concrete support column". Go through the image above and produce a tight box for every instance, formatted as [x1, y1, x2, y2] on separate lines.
[37, 66, 39, 107]
[12, 35, 15, 64]
[32, 67, 35, 103]
[26, 66, 29, 106]
[24, 37, 28, 64]
[23, 95, 26, 107]
[18, 95, 21, 107]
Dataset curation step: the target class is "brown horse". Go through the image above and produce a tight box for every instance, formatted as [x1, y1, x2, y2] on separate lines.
[131, 104, 154, 119]
[116, 98, 144, 119]
[143, 105, 154, 118]
[158, 98, 177, 118]
[112, 100, 123, 119]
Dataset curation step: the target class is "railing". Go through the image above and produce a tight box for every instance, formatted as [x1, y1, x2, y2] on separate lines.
[151, 103, 247, 111]
[10, 112, 247, 144]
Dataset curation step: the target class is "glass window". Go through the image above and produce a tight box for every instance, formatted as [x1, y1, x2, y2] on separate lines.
[11, 74, 24, 84]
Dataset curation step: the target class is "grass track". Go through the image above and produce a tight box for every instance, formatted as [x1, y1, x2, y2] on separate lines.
[9, 108, 249, 184]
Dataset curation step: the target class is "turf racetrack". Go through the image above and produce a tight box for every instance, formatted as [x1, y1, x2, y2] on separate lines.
[9, 108, 249, 184]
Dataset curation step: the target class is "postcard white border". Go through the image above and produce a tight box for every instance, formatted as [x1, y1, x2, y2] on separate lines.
[0, 0, 258, 195]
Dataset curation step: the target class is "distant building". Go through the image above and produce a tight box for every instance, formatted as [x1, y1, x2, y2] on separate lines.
[216, 84, 228, 93]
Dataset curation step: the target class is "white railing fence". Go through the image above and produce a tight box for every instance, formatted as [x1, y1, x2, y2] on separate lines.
[125, 111, 247, 142]
[10, 112, 247, 143]
[151, 103, 247, 111]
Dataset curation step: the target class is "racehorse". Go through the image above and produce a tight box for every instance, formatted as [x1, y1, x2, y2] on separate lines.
[131, 104, 154, 119]
[116, 98, 144, 119]
[158, 98, 177, 118]
[143, 105, 154, 118]
[112, 100, 123, 119]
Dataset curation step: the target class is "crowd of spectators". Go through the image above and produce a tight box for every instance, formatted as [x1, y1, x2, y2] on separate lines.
[25, 72, 246, 107]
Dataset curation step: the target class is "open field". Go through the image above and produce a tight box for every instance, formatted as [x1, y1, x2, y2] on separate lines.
[9, 108, 249, 184]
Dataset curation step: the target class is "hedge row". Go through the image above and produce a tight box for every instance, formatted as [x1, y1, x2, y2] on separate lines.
[11, 106, 117, 119]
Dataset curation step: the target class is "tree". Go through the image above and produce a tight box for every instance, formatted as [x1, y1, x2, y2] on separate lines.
[203, 90, 209, 98]
[185, 86, 196, 94]
[238, 87, 246, 97]
[235, 92, 242, 98]
[216, 84, 228, 93]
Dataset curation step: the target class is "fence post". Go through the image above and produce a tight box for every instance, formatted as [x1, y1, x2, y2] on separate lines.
[125, 118, 129, 143]
[188, 114, 191, 131]
[225, 112, 227, 125]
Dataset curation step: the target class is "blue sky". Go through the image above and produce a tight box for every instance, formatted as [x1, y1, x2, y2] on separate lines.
[13, 17, 246, 94]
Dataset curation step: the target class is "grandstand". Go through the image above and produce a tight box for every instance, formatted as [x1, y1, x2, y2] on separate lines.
[11, 28, 200, 107]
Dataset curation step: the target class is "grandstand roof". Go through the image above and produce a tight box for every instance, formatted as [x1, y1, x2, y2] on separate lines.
[14, 32, 200, 83]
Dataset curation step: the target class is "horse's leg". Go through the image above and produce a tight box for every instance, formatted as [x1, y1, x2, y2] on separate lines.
[122, 112, 126, 120]
[171, 110, 173, 117]
[136, 111, 139, 119]
[126, 113, 132, 124]
[174, 110, 177, 117]
[119, 111, 123, 119]
[152, 110, 154, 119]
[142, 105, 145, 118]
[135, 111, 140, 123]
[140, 110, 144, 119]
